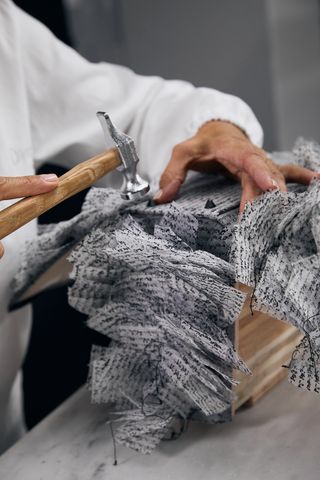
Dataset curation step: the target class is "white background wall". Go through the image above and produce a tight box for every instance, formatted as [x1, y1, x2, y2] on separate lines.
[64, 0, 320, 151]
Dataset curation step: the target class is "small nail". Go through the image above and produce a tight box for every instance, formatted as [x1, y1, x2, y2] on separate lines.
[204, 199, 216, 209]
[147, 199, 156, 207]
[41, 174, 58, 182]
[153, 189, 163, 201]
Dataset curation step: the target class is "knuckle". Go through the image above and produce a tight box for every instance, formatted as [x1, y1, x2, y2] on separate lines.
[21, 176, 35, 186]
[241, 145, 263, 163]
[279, 164, 295, 176]
[172, 140, 198, 166]
[241, 153, 260, 171]
[173, 140, 197, 158]
[251, 146, 265, 157]
[172, 144, 180, 156]
[266, 158, 279, 171]
[172, 143, 184, 156]
[271, 166, 285, 179]
[191, 137, 206, 156]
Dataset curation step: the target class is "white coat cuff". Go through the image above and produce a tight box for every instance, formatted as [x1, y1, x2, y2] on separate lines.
[187, 89, 264, 148]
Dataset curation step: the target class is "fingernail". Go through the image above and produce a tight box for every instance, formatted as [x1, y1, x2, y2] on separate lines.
[41, 174, 58, 182]
[153, 189, 163, 201]
[270, 178, 279, 189]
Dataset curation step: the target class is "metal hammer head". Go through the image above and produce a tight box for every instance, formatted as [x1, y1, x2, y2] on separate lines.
[97, 111, 150, 200]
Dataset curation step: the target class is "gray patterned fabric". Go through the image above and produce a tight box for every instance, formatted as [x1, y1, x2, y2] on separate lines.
[11, 139, 320, 452]
[233, 153, 320, 393]
[13, 174, 247, 453]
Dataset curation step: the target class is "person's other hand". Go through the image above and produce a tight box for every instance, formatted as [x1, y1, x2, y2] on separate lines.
[154, 121, 319, 212]
[0, 173, 58, 258]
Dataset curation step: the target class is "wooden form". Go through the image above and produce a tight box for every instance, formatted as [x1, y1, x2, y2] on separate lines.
[233, 284, 303, 410]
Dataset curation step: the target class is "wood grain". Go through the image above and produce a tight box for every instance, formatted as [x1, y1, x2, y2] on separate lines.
[233, 283, 302, 410]
[0, 147, 121, 240]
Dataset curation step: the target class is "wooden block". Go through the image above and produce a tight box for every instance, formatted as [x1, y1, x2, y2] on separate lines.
[233, 283, 303, 411]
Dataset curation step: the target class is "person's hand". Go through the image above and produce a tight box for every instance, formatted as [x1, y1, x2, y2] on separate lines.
[154, 121, 319, 212]
[0, 173, 58, 258]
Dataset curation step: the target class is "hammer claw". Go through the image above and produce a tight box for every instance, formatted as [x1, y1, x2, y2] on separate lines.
[97, 112, 150, 200]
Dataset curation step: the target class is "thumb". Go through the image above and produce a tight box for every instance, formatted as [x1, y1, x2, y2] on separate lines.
[0, 174, 58, 201]
[154, 143, 194, 204]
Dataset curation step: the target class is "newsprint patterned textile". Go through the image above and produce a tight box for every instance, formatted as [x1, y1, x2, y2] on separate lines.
[12, 139, 320, 453]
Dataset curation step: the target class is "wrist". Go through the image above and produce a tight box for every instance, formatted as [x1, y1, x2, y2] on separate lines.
[198, 120, 248, 141]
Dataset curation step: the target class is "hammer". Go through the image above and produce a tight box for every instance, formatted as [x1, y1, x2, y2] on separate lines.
[0, 112, 149, 240]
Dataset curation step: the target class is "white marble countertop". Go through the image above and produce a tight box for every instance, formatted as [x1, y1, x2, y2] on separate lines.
[1, 379, 320, 480]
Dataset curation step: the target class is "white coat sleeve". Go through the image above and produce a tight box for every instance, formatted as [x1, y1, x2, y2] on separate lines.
[14, 3, 263, 191]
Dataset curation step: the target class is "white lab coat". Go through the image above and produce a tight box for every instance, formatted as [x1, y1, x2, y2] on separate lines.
[0, 0, 263, 453]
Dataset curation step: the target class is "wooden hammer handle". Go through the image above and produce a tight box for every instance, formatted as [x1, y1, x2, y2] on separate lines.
[0, 147, 121, 240]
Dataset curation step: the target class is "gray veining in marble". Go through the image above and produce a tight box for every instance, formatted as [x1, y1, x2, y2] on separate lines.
[1, 379, 320, 480]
